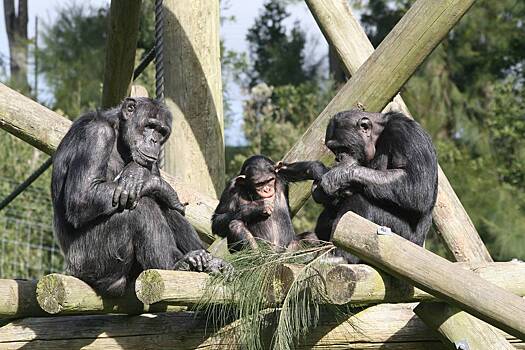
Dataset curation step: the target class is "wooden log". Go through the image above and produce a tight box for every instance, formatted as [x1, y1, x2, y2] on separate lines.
[101, 0, 142, 109]
[0, 83, 219, 244]
[35, 274, 185, 316]
[305, 0, 491, 264]
[326, 261, 525, 305]
[0, 279, 45, 318]
[135, 266, 290, 306]
[0, 304, 521, 349]
[285, 0, 476, 216]
[162, 0, 225, 198]
[332, 211, 525, 340]
[414, 302, 516, 350]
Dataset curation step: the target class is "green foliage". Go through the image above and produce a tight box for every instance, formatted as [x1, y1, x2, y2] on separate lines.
[198, 243, 341, 350]
[246, 0, 314, 88]
[39, 5, 108, 117]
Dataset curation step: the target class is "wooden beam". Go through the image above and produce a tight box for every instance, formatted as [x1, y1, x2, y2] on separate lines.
[0, 304, 521, 349]
[304, 0, 491, 263]
[325, 261, 525, 305]
[0, 83, 219, 244]
[414, 302, 516, 349]
[332, 211, 525, 340]
[101, 0, 142, 109]
[162, 0, 225, 198]
[0, 279, 45, 318]
[35, 274, 185, 315]
[284, 0, 476, 220]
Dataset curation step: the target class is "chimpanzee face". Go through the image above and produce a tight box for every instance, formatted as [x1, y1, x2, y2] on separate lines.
[238, 155, 277, 199]
[120, 98, 172, 167]
[325, 110, 376, 164]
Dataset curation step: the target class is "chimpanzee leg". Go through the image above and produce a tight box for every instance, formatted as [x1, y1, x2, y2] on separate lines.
[286, 231, 320, 251]
[65, 211, 136, 297]
[132, 197, 185, 270]
[228, 219, 258, 251]
[163, 208, 205, 254]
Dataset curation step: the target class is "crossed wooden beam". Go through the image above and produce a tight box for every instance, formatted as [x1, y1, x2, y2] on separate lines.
[2, 0, 525, 347]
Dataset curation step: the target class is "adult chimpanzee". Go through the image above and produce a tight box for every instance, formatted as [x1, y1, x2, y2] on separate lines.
[212, 155, 323, 252]
[52, 97, 229, 296]
[311, 109, 438, 262]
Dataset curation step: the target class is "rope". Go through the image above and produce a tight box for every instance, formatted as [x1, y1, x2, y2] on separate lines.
[155, 0, 166, 168]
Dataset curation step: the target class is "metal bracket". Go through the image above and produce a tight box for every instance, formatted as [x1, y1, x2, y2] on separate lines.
[455, 340, 470, 350]
[377, 226, 392, 235]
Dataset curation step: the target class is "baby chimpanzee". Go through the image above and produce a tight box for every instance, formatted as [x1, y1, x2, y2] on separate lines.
[212, 155, 324, 252]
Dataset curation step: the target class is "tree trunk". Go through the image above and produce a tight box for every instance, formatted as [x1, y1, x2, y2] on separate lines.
[162, 0, 225, 198]
[3, 0, 29, 93]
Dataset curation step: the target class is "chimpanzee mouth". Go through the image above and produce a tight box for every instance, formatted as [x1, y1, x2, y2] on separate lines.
[256, 191, 275, 199]
[137, 150, 158, 162]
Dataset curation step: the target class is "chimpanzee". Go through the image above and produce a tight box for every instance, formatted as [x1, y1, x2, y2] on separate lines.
[311, 109, 438, 262]
[212, 155, 324, 252]
[51, 97, 230, 297]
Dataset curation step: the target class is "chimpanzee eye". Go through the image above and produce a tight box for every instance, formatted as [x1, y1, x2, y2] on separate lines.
[359, 117, 371, 130]
[127, 104, 135, 113]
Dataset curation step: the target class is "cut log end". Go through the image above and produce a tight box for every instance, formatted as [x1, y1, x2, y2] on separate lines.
[36, 273, 67, 314]
[135, 270, 165, 305]
[325, 264, 359, 304]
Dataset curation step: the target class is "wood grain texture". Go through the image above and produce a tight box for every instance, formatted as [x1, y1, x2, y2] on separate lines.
[101, 0, 142, 108]
[0, 279, 45, 318]
[0, 303, 521, 349]
[163, 0, 225, 198]
[325, 261, 525, 305]
[0, 83, 219, 244]
[332, 211, 525, 340]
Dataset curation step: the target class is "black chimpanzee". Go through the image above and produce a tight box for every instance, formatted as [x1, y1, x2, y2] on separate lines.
[311, 109, 438, 262]
[52, 97, 229, 296]
[212, 155, 324, 252]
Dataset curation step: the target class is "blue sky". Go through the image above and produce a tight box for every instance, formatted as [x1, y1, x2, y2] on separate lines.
[0, 0, 328, 146]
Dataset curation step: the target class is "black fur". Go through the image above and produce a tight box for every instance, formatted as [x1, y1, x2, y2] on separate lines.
[52, 97, 228, 296]
[212, 155, 323, 252]
[313, 110, 438, 262]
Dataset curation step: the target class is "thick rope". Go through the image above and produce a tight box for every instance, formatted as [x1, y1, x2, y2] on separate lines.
[155, 0, 166, 168]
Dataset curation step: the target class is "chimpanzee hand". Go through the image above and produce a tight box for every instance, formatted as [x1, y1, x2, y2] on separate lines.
[239, 198, 274, 221]
[204, 257, 234, 277]
[320, 164, 358, 196]
[276, 160, 328, 181]
[174, 249, 213, 272]
[140, 176, 187, 215]
[113, 162, 150, 210]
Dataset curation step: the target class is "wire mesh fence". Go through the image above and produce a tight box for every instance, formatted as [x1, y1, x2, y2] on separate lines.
[0, 176, 64, 279]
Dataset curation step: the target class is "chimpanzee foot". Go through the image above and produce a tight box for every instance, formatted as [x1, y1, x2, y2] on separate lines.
[174, 249, 233, 276]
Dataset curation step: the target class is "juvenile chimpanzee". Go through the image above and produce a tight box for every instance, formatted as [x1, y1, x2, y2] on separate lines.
[212, 155, 324, 252]
[312, 109, 438, 262]
[52, 97, 229, 296]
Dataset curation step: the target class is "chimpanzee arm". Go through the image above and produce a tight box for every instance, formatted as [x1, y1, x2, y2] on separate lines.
[212, 181, 269, 237]
[59, 121, 120, 228]
[140, 174, 186, 215]
[277, 161, 329, 182]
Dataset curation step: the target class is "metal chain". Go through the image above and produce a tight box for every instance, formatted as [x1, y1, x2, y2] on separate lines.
[155, 0, 166, 169]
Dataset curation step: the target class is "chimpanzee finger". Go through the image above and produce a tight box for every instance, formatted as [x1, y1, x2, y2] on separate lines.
[127, 187, 137, 209]
[113, 186, 123, 207]
[194, 256, 203, 272]
[119, 190, 129, 209]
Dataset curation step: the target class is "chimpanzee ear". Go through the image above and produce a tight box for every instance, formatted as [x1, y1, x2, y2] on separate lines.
[121, 98, 137, 120]
[234, 175, 246, 187]
[358, 117, 372, 137]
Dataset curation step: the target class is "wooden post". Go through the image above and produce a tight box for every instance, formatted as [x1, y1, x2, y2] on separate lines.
[284, 0, 476, 216]
[332, 211, 525, 340]
[0, 83, 219, 244]
[162, 0, 225, 198]
[0, 279, 46, 318]
[305, 1, 506, 348]
[0, 304, 521, 349]
[35, 274, 185, 315]
[101, 0, 142, 109]
[325, 261, 525, 305]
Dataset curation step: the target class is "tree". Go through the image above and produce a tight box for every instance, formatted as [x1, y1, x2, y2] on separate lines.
[3, 0, 30, 93]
